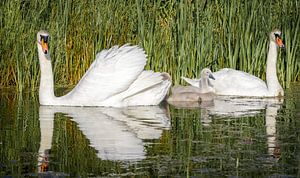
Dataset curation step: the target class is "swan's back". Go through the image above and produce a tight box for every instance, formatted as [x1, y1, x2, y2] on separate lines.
[211, 68, 268, 96]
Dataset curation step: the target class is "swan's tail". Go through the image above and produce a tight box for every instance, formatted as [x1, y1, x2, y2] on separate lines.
[181, 76, 200, 87]
[122, 71, 171, 105]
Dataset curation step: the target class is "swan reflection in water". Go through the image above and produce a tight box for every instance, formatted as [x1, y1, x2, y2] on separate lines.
[38, 105, 170, 171]
[169, 96, 283, 158]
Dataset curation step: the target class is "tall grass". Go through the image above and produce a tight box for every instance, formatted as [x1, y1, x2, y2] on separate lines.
[0, 0, 299, 91]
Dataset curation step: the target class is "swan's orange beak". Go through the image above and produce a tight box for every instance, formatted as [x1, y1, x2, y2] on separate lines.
[275, 36, 285, 48]
[41, 39, 49, 54]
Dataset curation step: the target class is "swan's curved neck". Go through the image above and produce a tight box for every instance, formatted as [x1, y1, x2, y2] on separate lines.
[38, 44, 55, 104]
[266, 41, 282, 95]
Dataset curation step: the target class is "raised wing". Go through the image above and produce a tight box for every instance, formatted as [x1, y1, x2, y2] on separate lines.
[181, 76, 200, 87]
[64, 44, 147, 102]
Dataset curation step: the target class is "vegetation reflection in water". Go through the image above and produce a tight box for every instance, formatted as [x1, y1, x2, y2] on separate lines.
[0, 84, 299, 177]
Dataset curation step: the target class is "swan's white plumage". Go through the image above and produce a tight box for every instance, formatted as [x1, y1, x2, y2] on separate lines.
[37, 31, 171, 107]
[62, 44, 147, 102]
[212, 69, 269, 96]
[181, 29, 285, 97]
[121, 71, 166, 99]
[123, 72, 171, 104]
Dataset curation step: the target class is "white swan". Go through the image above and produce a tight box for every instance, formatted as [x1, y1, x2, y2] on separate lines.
[167, 68, 215, 102]
[37, 30, 171, 107]
[182, 29, 285, 97]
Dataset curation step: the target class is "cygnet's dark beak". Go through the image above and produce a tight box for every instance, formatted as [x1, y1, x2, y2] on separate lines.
[209, 73, 215, 80]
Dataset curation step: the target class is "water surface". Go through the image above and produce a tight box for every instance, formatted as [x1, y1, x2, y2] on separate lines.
[0, 84, 299, 177]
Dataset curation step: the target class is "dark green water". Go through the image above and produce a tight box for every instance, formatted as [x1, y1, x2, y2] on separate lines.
[0, 84, 299, 177]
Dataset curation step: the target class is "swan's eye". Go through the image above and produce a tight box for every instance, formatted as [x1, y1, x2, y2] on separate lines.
[274, 33, 280, 38]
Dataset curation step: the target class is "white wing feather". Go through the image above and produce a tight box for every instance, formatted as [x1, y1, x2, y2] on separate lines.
[63, 44, 147, 102]
[121, 71, 164, 99]
[181, 77, 200, 87]
[122, 71, 171, 105]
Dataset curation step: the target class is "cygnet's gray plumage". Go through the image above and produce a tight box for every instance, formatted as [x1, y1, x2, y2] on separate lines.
[167, 68, 215, 102]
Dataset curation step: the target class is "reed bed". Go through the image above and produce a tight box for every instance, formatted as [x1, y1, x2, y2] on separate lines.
[0, 0, 299, 91]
